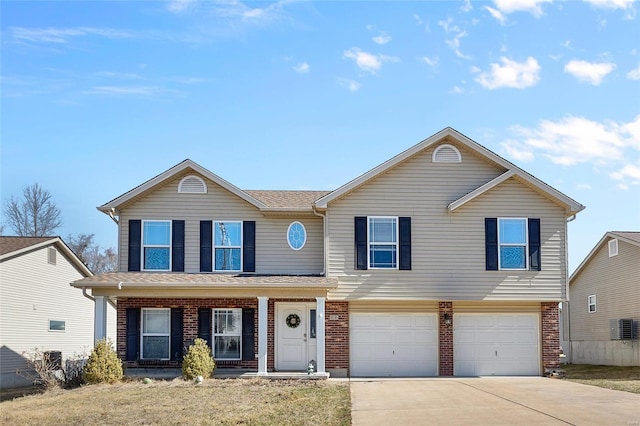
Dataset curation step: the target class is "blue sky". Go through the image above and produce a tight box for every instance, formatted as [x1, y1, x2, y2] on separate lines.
[2, 0, 639, 273]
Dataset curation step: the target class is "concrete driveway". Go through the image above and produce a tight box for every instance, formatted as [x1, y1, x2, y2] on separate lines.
[350, 377, 640, 425]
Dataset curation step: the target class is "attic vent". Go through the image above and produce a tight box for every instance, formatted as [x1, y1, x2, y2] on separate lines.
[610, 319, 636, 340]
[432, 144, 462, 163]
[48, 247, 57, 265]
[178, 175, 207, 194]
[608, 239, 618, 257]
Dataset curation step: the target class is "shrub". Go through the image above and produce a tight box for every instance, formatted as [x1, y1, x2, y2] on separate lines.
[182, 338, 215, 380]
[83, 339, 123, 384]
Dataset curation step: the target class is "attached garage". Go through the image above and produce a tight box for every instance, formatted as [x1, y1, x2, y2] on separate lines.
[454, 314, 540, 376]
[350, 313, 438, 377]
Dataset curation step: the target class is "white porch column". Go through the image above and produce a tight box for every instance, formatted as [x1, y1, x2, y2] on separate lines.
[315, 297, 326, 374]
[257, 297, 269, 375]
[94, 296, 108, 344]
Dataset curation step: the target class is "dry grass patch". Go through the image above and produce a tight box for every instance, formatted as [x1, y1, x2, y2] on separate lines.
[1, 378, 351, 425]
[562, 364, 640, 394]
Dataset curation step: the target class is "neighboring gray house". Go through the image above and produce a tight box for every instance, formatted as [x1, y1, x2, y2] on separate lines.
[72, 127, 584, 377]
[0, 236, 116, 388]
[566, 232, 640, 366]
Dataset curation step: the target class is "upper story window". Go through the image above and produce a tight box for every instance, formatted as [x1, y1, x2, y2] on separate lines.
[141, 308, 170, 359]
[588, 295, 596, 313]
[215, 221, 242, 271]
[143, 220, 171, 271]
[432, 144, 462, 163]
[608, 239, 618, 257]
[49, 320, 65, 332]
[498, 218, 528, 270]
[287, 221, 307, 250]
[178, 175, 207, 194]
[369, 217, 398, 269]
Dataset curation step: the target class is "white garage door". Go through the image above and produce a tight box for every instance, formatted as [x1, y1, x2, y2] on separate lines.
[350, 313, 438, 377]
[454, 314, 540, 376]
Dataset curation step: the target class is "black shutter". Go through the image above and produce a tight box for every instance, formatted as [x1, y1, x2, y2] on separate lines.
[128, 220, 141, 272]
[485, 218, 498, 271]
[172, 220, 185, 272]
[242, 308, 255, 361]
[528, 218, 541, 271]
[200, 221, 212, 272]
[243, 221, 256, 273]
[170, 308, 184, 361]
[399, 217, 412, 270]
[355, 217, 368, 270]
[126, 308, 140, 361]
[198, 308, 212, 349]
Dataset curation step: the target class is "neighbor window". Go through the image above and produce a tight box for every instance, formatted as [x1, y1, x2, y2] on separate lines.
[498, 218, 528, 270]
[608, 239, 618, 257]
[47, 247, 57, 265]
[369, 217, 398, 268]
[49, 320, 65, 332]
[214, 221, 242, 271]
[588, 295, 596, 313]
[214, 309, 242, 360]
[141, 308, 170, 359]
[142, 220, 171, 271]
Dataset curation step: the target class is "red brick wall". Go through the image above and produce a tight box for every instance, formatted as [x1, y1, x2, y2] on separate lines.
[118, 298, 258, 369]
[325, 302, 349, 373]
[541, 302, 560, 370]
[439, 301, 453, 376]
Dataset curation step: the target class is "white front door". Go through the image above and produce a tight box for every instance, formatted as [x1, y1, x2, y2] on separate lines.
[276, 303, 315, 371]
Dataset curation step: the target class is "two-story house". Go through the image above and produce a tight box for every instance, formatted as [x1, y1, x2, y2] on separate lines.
[72, 128, 585, 377]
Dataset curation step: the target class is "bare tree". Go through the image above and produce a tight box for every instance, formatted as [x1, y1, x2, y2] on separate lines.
[4, 183, 63, 236]
[66, 233, 118, 274]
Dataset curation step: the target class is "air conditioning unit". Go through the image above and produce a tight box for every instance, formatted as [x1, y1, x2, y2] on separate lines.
[609, 319, 636, 340]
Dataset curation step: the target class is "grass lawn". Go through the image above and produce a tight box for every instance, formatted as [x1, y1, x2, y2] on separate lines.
[0, 378, 351, 425]
[561, 364, 640, 394]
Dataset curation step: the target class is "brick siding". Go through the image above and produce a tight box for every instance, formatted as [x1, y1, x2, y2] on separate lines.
[541, 302, 560, 371]
[438, 301, 454, 376]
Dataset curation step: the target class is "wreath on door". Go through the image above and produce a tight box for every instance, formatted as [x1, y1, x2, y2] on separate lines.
[286, 313, 301, 328]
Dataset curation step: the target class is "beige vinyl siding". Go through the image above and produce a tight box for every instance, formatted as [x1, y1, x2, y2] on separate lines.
[349, 300, 439, 313]
[453, 301, 542, 313]
[569, 238, 640, 341]
[0, 245, 115, 387]
[327, 143, 567, 301]
[118, 174, 323, 275]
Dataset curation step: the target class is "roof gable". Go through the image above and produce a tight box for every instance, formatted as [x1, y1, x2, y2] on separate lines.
[314, 127, 585, 215]
[98, 159, 268, 213]
[0, 236, 93, 277]
[570, 231, 640, 283]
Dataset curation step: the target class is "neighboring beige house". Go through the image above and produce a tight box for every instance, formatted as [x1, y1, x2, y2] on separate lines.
[0, 237, 116, 388]
[566, 232, 640, 366]
[72, 127, 584, 377]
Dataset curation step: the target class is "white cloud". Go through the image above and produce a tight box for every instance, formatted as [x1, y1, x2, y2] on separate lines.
[461, 0, 473, 12]
[485, 6, 508, 25]
[475, 57, 541, 89]
[413, 14, 423, 26]
[343, 48, 398, 74]
[577, 183, 593, 190]
[501, 115, 640, 187]
[583, 0, 636, 9]
[293, 62, 310, 74]
[627, 65, 640, 80]
[83, 85, 166, 97]
[564, 60, 616, 85]
[491, 0, 553, 17]
[10, 27, 135, 44]
[421, 56, 439, 67]
[438, 18, 472, 60]
[372, 32, 392, 45]
[450, 85, 464, 94]
[337, 78, 361, 92]
[167, 0, 196, 13]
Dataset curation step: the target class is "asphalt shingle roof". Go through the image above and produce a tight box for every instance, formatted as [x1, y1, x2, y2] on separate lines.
[245, 190, 331, 209]
[0, 236, 56, 256]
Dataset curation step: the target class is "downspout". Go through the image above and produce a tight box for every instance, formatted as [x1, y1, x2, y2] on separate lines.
[312, 205, 327, 276]
[564, 212, 577, 363]
[82, 287, 117, 309]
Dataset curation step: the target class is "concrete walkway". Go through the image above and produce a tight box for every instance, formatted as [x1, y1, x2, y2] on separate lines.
[350, 377, 640, 425]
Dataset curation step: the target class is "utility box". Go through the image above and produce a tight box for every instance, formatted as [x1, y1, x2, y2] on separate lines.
[609, 319, 636, 340]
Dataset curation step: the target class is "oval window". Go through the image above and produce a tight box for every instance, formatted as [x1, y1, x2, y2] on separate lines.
[287, 221, 307, 250]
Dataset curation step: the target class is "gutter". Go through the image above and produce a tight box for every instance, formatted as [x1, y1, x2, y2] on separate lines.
[312, 205, 327, 276]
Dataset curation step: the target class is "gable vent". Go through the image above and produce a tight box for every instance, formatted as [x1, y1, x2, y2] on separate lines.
[432, 144, 462, 163]
[178, 175, 207, 194]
